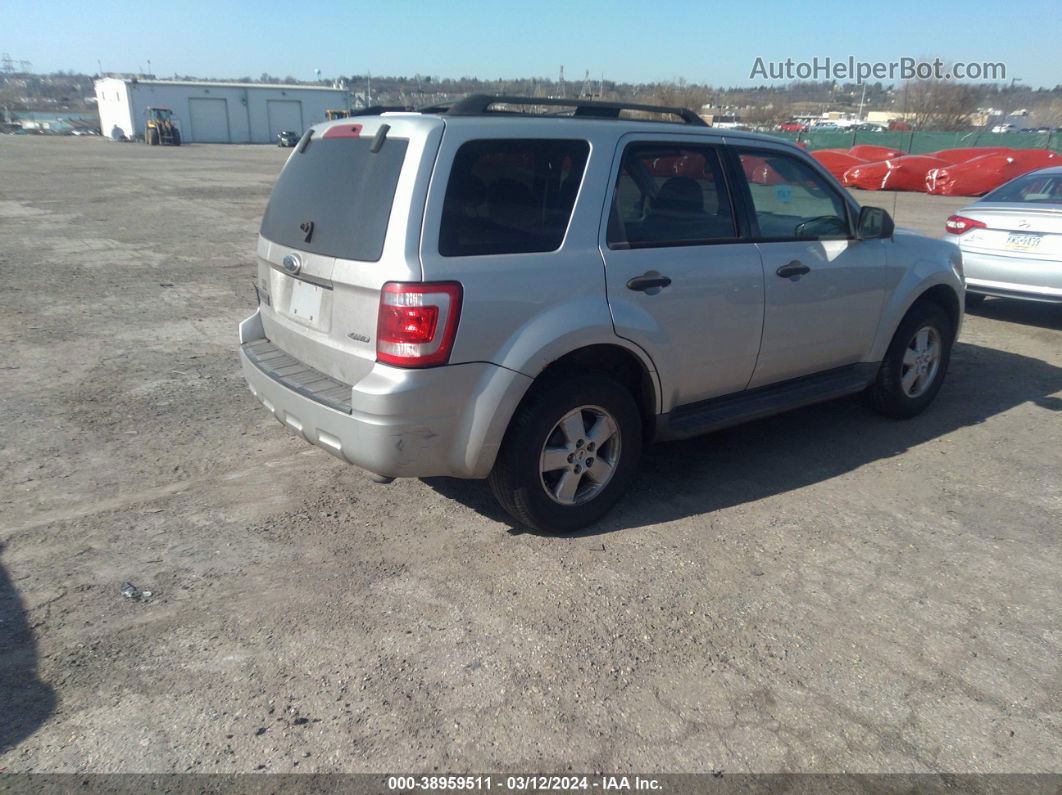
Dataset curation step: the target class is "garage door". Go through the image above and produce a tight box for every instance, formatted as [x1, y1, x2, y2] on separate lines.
[188, 98, 230, 143]
[267, 100, 304, 141]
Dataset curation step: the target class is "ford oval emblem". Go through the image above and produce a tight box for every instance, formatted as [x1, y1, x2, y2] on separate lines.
[281, 254, 302, 275]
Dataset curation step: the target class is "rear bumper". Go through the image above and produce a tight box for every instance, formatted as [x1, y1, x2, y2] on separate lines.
[238, 310, 531, 479]
[962, 249, 1062, 303]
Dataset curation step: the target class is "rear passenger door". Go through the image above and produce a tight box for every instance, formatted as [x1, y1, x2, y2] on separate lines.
[732, 145, 889, 388]
[600, 136, 766, 409]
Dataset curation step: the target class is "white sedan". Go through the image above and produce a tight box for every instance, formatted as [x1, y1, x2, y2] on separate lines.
[946, 166, 1062, 305]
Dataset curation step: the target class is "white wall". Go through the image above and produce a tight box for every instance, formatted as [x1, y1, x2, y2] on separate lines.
[95, 78, 135, 139]
[94, 79, 350, 143]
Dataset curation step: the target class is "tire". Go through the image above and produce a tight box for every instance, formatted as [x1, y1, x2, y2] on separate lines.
[488, 374, 643, 533]
[171, 128, 181, 146]
[146, 129, 159, 146]
[865, 300, 954, 419]
[965, 292, 986, 308]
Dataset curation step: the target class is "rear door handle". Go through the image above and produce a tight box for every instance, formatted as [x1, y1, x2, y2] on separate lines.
[626, 272, 672, 292]
[776, 260, 811, 278]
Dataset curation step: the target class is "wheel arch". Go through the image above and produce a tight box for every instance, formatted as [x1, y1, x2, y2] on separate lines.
[870, 270, 963, 362]
[492, 343, 660, 460]
[916, 283, 962, 338]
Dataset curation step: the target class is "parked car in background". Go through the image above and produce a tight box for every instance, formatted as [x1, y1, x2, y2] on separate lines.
[946, 166, 1062, 305]
[239, 95, 964, 532]
[276, 130, 300, 147]
[778, 121, 807, 132]
[947, 165, 1062, 305]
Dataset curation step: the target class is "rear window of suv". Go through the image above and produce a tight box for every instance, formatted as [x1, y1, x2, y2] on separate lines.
[260, 134, 408, 261]
[439, 139, 590, 257]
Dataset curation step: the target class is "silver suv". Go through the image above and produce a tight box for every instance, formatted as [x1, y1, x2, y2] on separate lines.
[239, 95, 964, 532]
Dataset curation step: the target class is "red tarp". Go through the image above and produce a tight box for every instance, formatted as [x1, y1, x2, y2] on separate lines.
[925, 147, 1011, 164]
[925, 150, 1062, 196]
[844, 156, 951, 191]
[848, 144, 906, 161]
[741, 154, 786, 185]
[842, 160, 889, 190]
[811, 150, 868, 180]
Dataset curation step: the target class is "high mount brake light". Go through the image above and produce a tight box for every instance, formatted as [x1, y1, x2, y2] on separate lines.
[945, 215, 987, 235]
[376, 282, 463, 368]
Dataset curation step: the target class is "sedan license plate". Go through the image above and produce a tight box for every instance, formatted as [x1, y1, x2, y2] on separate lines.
[1005, 232, 1042, 251]
[288, 279, 323, 324]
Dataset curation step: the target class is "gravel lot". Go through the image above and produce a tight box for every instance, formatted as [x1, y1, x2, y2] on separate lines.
[1, 136, 1060, 774]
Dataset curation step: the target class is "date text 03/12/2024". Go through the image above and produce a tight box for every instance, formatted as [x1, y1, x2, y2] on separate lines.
[386, 775, 664, 791]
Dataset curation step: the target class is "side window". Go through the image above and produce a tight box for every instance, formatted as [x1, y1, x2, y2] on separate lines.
[607, 144, 736, 248]
[439, 139, 589, 257]
[737, 150, 850, 240]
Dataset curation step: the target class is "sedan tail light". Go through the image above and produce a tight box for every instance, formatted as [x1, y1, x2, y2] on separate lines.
[945, 215, 987, 235]
[376, 282, 462, 368]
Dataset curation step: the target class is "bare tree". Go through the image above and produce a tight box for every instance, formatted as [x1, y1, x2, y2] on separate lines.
[1031, 98, 1062, 128]
[743, 101, 792, 128]
[900, 77, 978, 130]
[651, 80, 711, 113]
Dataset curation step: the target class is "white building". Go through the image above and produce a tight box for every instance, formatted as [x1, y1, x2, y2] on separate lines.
[94, 78, 352, 143]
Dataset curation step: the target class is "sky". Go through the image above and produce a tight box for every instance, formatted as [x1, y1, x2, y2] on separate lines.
[6, 0, 1060, 88]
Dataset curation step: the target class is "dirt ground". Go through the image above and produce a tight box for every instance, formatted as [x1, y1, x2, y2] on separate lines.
[1, 136, 1060, 774]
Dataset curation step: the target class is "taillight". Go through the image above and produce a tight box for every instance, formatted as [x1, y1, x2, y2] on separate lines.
[376, 282, 462, 368]
[945, 215, 987, 235]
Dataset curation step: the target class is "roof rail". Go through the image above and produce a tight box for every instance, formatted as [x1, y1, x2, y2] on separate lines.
[420, 94, 708, 126]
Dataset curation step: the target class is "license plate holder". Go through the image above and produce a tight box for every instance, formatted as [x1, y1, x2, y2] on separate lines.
[1005, 232, 1042, 251]
[288, 279, 323, 324]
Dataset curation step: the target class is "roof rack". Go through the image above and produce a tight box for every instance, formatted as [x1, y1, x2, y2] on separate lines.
[348, 105, 413, 116]
[418, 94, 708, 126]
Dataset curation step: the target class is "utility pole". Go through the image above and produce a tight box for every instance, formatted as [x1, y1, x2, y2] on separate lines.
[857, 83, 867, 121]
[558, 65, 564, 98]
[1002, 77, 1022, 128]
[581, 69, 591, 98]
[367, 72, 372, 107]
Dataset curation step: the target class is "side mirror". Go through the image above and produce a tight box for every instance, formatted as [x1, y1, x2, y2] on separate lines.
[857, 206, 895, 240]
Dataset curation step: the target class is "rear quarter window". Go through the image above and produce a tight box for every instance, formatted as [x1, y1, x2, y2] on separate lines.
[260, 134, 408, 261]
[439, 139, 590, 257]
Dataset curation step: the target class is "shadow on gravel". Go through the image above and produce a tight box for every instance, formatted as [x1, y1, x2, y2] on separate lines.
[424, 342, 1062, 535]
[967, 297, 1062, 331]
[0, 545, 56, 753]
